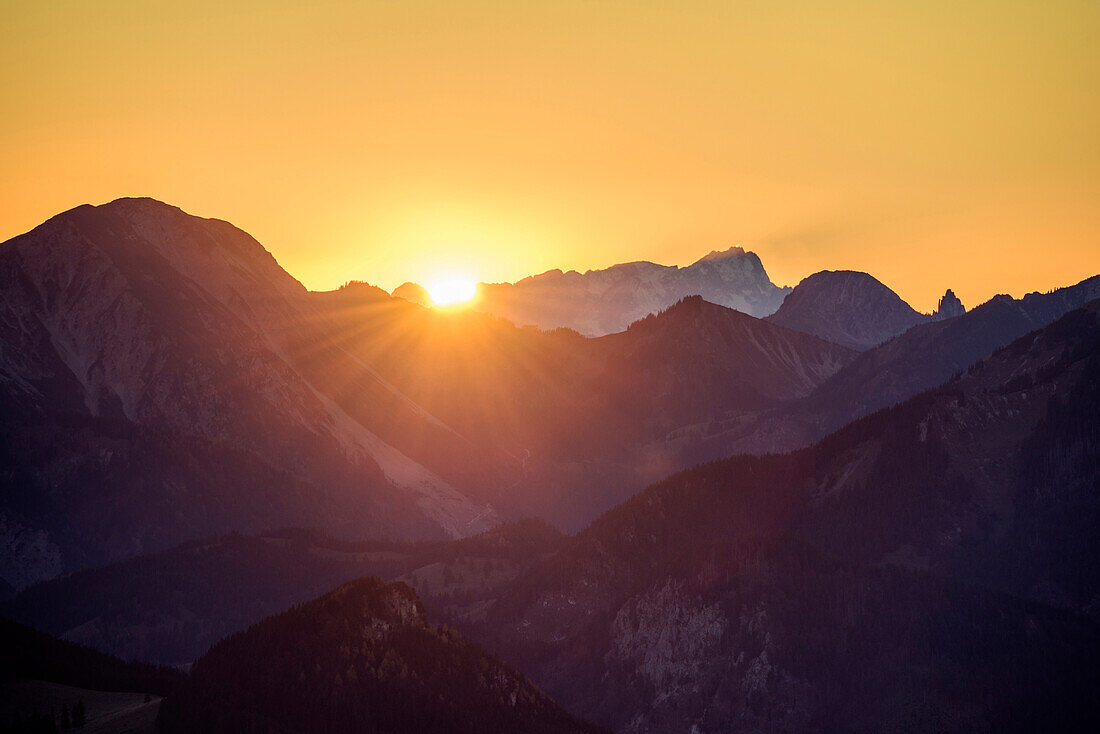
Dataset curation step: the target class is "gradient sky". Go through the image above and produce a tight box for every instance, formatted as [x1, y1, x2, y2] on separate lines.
[2, 0, 1097, 311]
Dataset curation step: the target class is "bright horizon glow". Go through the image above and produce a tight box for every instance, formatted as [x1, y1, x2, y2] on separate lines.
[1, 1, 1097, 312]
[426, 276, 478, 307]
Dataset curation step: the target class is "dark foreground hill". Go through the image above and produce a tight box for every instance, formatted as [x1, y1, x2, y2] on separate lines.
[156, 578, 605, 734]
[1, 520, 564, 665]
[1, 616, 183, 732]
[466, 300, 1100, 733]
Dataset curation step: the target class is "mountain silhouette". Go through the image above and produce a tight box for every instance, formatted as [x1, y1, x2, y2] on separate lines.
[311, 286, 854, 530]
[476, 246, 790, 335]
[766, 269, 930, 350]
[2, 520, 565, 665]
[470, 299, 1100, 732]
[155, 577, 606, 734]
[686, 273, 1100, 462]
[0, 199, 495, 587]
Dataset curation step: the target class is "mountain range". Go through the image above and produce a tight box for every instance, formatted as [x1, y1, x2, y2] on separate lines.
[2, 197, 872, 589]
[473, 246, 791, 335]
[6, 296, 1097, 732]
[4, 199, 1098, 587]
[466, 299, 1100, 732]
[2, 197, 1098, 733]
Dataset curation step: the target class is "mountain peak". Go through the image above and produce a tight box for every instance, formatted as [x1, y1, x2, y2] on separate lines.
[766, 269, 928, 350]
[695, 245, 749, 263]
[933, 288, 966, 320]
[476, 247, 788, 334]
[159, 576, 603, 733]
[325, 577, 428, 629]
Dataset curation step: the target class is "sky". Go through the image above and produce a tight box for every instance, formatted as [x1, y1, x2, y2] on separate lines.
[1, 0, 1097, 312]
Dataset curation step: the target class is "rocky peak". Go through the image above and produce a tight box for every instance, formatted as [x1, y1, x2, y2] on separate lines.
[696, 245, 748, 263]
[329, 578, 429, 629]
[472, 246, 789, 335]
[933, 288, 966, 320]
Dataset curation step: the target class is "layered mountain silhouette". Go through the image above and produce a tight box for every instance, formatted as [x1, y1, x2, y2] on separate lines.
[3, 199, 1098, 591]
[766, 269, 930, 350]
[0, 199, 502, 587]
[155, 577, 605, 734]
[9, 298, 1098, 733]
[307, 286, 855, 529]
[683, 273, 1100, 463]
[466, 300, 1100, 732]
[0, 201, 849, 587]
[475, 246, 791, 335]
[2, 520, 564, 665]
[4, 197, 1098, 734]
[934, 288, 966, 320]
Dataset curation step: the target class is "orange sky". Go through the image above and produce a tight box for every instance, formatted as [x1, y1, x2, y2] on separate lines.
[2, 0, 1097, 312]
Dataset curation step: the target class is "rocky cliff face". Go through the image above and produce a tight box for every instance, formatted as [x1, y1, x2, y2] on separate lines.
[476, 247, 791, 335]
[933, 288, 966, 320]
[765, 270, 929, 350]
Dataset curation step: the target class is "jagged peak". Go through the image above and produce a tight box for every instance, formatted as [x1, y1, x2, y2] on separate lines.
[933, 288, 966, 320]
[694, 245, 749, 264]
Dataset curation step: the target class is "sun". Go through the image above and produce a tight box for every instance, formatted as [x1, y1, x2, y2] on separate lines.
[426, 276, 478, 307]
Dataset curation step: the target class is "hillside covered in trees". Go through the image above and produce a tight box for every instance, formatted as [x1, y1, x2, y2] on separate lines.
[156, 578, 605, 734]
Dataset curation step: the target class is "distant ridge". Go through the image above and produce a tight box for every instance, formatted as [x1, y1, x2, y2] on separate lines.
[475, 246, 791, 335]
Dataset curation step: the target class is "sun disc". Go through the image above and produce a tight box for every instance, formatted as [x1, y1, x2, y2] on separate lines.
[427, 277, 477, 307]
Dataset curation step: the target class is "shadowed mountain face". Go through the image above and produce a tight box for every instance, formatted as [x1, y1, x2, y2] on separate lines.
[1, 616, 184, 734]
[0, 200, 855, 587]
[765, 269, 930, 350]
[683, 273, 1100, 464]
[156, 577, 606, 734]
[1, 520, 565, 666]
[1, 616, 182, 696]
[311, 290, 855, 528]
[0, 199, 499, 588]
[467, 301, 1100, 733]
[3, 199, 1095, 589]
[476, 246, 791, 335]
[4, 197, 1098, 734]
[10, 301, 1098, 733]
